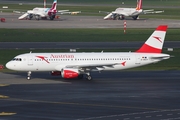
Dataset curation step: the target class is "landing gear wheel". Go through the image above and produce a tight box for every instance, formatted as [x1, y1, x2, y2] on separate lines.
[27, 14, 33, 20]
[27, 71, 31, 80]
[86, 75, 92, 81]
[119, 15, 125, 20]
[35, 15, 40, 20]
[50, 15, 55, 20]
[132, 15, 138, 20]
[27, 76, 31, 80]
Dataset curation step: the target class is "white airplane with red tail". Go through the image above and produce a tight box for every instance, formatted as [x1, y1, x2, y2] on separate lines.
[15, 0, 80, 20]
[6, 25, 170, 80]
[101, 0, 164, 20]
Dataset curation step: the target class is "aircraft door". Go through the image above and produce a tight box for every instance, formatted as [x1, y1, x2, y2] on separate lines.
[135, 55, 141, 65]
[28, 55, 33, 66]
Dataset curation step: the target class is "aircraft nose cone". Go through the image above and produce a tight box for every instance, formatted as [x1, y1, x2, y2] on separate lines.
[6, 62, 11, 69]
[6, 62, 14, 70]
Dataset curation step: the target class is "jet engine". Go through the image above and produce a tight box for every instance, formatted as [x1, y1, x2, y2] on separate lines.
[61, 68, 80, 79]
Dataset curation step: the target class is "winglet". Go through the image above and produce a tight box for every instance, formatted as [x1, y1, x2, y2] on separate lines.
[136, 25, 168, 53]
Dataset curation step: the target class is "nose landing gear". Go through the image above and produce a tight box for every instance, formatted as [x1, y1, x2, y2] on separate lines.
[27, 71, 31, 80]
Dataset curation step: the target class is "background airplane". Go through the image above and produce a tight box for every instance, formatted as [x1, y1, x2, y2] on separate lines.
[100, 0, 164, 20]
[6, 25, 170, 80]
[14, 0, 80, 20]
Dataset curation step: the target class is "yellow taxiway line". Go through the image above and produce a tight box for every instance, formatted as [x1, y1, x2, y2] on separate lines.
[0, 84, 9, 87]
[0, 112, 16, 116]
[0, 95, 9, 99]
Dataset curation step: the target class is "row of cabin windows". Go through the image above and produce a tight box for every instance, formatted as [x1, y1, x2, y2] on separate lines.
[35, 58, 130, 61]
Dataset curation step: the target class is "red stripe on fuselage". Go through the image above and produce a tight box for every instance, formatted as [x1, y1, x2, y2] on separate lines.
[136, 44, 161, 53]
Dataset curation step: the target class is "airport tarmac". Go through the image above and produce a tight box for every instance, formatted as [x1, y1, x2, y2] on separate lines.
[0, 70, 180, 120]
[0, 12, 180, 120]
[1, 13, 180, 28]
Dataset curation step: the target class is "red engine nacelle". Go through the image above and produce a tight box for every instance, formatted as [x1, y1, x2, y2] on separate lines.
[61, 68, 79, 79]
[51, 71, 61, 76]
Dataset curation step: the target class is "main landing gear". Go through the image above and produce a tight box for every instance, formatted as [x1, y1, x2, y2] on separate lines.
[85, 72, 92, 81]
[26, 71, 93, 81]
[78, 72, 92, 80]
[27, 71, 31, 80]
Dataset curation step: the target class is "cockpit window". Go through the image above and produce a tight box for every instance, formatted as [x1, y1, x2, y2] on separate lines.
[12, 58, 22, 61]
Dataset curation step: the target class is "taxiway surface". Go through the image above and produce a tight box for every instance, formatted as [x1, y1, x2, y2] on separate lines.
[1, 13, 180, 28]
[0, 70, 180, 120]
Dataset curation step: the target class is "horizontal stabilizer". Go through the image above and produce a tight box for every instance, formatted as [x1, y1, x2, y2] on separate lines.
[150, 56, 170, 60]
[143, 10, 164, 14]
[58, 10, 69, 13]
[143, 9, 154, 12]
[60, 11, 81, 15]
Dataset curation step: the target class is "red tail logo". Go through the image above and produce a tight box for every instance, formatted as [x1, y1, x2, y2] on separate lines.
[50, 0, 57, 10]
[153, 36, 162, 43]
[136, 0, 142, 10]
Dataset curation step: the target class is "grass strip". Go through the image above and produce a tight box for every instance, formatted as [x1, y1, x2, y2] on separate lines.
[0, 28, 180, 42]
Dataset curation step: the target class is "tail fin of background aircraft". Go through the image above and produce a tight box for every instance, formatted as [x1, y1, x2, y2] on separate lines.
[44, 0, 46, 8]
[136, 0, 142, 10]
[50, 0, 57, 10]
[136, 25, 168, 53]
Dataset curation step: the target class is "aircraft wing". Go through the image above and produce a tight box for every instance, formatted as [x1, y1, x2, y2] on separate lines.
[103, 11, 129, 20]
[142, 9, 164, 14]
[66, 63, 118, 68]
[13, 10, 26, 14]
[55, 63, 123, 71]
[99, 11, 111, 14]
[57, 10, 81, 15]
[63, 62, 125, 71]
[18, 13, 29, 20]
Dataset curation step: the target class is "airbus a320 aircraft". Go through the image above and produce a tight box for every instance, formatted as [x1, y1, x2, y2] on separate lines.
[100, 0, 164, 20]
[6, 25, 170, 80]
[15, 0, 80, 20]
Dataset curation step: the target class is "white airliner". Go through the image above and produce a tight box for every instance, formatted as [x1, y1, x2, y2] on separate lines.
[15, 0, 80, 20]
[6, 25, 170, 80]
[101, 0, 164, 20]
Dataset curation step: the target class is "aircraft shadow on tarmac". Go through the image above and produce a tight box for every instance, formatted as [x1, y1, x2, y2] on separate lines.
[123, 17, 148, 21]
[2, 70, 174, 82]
